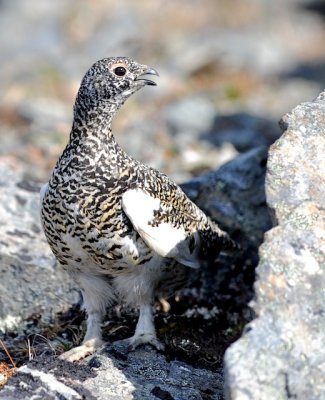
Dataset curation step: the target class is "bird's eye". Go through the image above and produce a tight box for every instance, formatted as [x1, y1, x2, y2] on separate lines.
[114, 66, 127, 76]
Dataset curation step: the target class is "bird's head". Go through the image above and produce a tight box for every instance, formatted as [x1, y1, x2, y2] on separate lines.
[77, 57, 159, 109]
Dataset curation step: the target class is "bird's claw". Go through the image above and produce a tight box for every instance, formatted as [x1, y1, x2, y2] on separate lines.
[58, 338, 104, 362]
[113, 333, 165, 352]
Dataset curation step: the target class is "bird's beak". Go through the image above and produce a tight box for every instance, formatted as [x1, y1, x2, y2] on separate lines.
[135, 67, 159, 86]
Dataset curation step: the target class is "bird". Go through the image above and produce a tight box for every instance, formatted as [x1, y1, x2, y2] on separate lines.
[40, 56, 239, 362]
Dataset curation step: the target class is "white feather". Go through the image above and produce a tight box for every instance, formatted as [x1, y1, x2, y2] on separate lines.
[122, 188, 200, 268]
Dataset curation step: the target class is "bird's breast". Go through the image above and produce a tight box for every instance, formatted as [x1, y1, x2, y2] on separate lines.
[41, 171, 155, 272]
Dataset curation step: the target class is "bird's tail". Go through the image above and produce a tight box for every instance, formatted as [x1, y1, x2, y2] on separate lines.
[219, 234, 242, 256]
[198, 223, 241, 261]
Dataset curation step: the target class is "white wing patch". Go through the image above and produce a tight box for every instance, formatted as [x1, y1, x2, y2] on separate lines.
[122, 188, 200, 268]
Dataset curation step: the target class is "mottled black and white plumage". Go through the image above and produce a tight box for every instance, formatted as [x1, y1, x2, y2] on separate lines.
[40, 57, 238, 361]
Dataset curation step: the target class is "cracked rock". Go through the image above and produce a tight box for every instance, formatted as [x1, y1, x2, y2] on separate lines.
[224, 92, 325, 400]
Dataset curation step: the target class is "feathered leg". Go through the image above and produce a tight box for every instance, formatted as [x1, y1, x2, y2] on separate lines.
[113, 265, 165, 351]
[59, 273, 114, 362]
[115, 304, 164, 351]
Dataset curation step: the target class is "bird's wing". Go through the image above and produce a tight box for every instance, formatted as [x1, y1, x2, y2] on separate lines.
[122, 188, 201, 268]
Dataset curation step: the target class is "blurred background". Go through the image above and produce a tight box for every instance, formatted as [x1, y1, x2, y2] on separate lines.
[1, 0, 324, 183]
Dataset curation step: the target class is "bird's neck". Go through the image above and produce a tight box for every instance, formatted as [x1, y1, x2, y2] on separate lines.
[51, 96, 133, 181]
[68, 95, 123, 156]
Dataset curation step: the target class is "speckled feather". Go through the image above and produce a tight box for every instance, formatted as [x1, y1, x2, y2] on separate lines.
[40, 57, 239, 360]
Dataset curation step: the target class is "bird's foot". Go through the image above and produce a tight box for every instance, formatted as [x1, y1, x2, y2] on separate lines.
[159, 297, 171, 313]
[59, 338, 104, 362]
[114, 333, 165, 352]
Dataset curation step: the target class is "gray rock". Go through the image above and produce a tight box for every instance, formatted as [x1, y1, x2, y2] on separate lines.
[224, 92, 325, 399]
[0, 347, 224, 400]
[0, 162, 78, 332]
[164, 97, 216, 136]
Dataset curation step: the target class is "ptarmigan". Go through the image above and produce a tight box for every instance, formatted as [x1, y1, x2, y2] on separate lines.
[40, 57, 238, 362]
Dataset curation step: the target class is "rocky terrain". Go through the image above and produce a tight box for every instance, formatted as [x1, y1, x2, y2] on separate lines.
[0, 92, 324, 399]
[0, 0, 325, 399]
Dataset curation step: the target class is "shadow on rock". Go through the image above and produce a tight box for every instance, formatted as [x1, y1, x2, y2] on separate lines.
[200, 113, 280, 152]
[302, 0, 325, 20]
[180, 146, 272, 326]
[280, 60, 325, 85]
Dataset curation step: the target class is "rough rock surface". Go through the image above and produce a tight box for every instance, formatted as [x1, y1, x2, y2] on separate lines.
[0, 161, 78, 332]
[0, 347, 224, 400]
[224, 92, 325, 399]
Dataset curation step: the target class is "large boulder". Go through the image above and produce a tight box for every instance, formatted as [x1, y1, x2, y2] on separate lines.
[224, 92, 325, 399]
